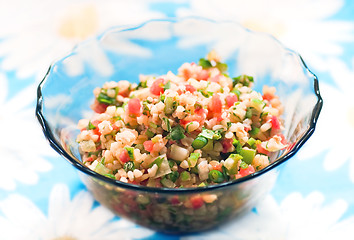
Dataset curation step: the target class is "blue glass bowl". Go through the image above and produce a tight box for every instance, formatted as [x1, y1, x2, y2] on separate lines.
[36, 18, 322, 233]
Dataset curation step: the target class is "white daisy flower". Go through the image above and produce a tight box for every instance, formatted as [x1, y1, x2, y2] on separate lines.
[0, 73, 54, 191]
[0, 184, 154, 240]
[0, 0, 165, 79]
[177, 0, 354, 71]
[298, 57, 354, 182]
[182, 192, 354, 240]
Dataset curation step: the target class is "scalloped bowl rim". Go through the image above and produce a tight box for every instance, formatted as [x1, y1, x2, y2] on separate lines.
[36, 17, 323, 194]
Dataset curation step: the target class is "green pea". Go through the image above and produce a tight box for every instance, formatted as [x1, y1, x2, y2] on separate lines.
[192, 136, 208, 149]
[208, 170, 225, 183]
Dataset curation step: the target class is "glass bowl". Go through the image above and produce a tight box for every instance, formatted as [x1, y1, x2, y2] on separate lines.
[36, 18, 322, 234]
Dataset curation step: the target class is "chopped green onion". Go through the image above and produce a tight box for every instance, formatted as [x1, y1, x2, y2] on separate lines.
[142, 102, 150, 115]
[208, 170, 225, 183]
[215, 62, 228, 73]
[103, 173, 116, 179]
[192, 136, 208, 149]
[247, 138, 257, 148]
[149, 122, 158, 129]
[252, 98, 263, 105]
[164, 97, 177, 115]
[121, 102, 128, 108]
[112, 116, 122, 121]
[232, 139, 243, 153]
[168, 125, 185, 141]
[198, 89, 212, 98]
[187, 152, 200, 167]
[251, 98, 265, 112]
[239, 148, 256, 164]
[213, 130, 223, 140]
[189, 152, 200, 161]
[163, 118, 171, 132]
[198, 58, 212, 69]
[160, 94, 166, 102]
[180, 171, 191, 181]
[149, 156, 164, 168]
[186, 122, 194, 133]
[146, 129, 155, 138]
[97, 92, 115, 105]
[137, 81, 147, 89]
[87, 121, 96, 130]
[199, 128, 215, 139]
[249, 127, 260, 136]
[167, 171, 179, 182]
[239, 161, 249, 169]
[194, 102, 203, 111]
[232, 75, 254, 87]
[164, 81, 171, 90]
[123, 161, 135, 172]
[221, 165, 230, 181]
[94, 161, 111, 175]
[260, 112, 269, 118]
[124, 146, 135, 160]
[225, 153, 243, 174]
[231, 88, 241, 98]
[168, 160, 176, 169]
[245, 107, 253, 119]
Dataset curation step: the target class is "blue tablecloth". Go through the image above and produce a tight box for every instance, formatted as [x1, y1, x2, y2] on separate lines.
[1, 1, 354, 239]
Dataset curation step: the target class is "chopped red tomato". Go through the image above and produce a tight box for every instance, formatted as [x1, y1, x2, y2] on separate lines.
[91, 100, 108, 114]
[262, 93, 273, 101]
[143, 140, 154, 152]
[180, 113, 205, 126]
[127, 98, 142, 116]
[221, 138, 233, 153]
[185, 84, 196, 93]
[208, 94, 222, 114]
[244, 126, 251, 132]
[111, 123, 120, 131]
[119, 149, 130, 163]
[257, 144, 269, 155]
[210, 75, 220, 83]
[197, 70, 209, 80]
[177, 89, 183, 95]
[91, 120, 101, 136]
[238, 165, 255, 177]
[225, 94, 238, 108]
[118, 89, 130, 97]
[278, 134, 287, 145]
[150, 78, 165, 95]
[190, 195, 204, 209]
[271, 115, 280, 130]
[210, 162, 223, 172]
[85, 157, 94, 162]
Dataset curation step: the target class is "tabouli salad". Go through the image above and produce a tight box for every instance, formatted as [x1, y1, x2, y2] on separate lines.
[77, 51, 287, 188]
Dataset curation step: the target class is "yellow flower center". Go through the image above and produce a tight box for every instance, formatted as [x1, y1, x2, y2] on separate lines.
[242, 19, 287, 39]
[58, 5, 98, 40]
